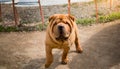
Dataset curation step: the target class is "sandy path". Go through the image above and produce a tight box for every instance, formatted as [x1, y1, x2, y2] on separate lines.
[0, 20, 120, 69]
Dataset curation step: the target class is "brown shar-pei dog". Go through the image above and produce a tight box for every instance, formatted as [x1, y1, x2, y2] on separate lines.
[45, 14, 83, 68]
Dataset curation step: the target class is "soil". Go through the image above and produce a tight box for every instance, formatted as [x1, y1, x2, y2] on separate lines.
[0, 20, 120, 69]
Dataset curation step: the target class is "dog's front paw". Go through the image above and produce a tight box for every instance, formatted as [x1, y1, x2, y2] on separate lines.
[61, 61, 68, 64]
[76, 47, 83, 53]
[45, 64, 50, 68]
[61, 59, 69, 65]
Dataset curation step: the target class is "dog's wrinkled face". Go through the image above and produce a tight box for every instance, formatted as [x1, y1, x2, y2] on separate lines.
[49, 14, 75, 41]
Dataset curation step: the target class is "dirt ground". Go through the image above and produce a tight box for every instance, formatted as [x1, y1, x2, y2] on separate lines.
[0, 20, 120, 69]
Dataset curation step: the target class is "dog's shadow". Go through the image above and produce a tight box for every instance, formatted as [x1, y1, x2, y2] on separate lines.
[22, 51, 62, 69]
[22, 58, 45, 69]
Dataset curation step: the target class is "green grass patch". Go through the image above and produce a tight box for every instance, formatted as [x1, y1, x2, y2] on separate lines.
[77, 12, 120, 26]
[98, 12, 120, 23]
[0, 25, 17, 32]
[76, 18, 95, 26]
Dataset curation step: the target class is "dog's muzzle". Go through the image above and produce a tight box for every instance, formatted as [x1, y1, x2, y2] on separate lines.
[56, 25, 68, 41]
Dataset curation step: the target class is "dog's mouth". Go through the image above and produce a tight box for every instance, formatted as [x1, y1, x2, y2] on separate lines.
[55, 26, 70, 41]
[56, 35, 68, 41]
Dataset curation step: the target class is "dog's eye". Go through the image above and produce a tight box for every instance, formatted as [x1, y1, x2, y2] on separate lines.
[65, 22, 69, 24]
[53, 22, 57, 26]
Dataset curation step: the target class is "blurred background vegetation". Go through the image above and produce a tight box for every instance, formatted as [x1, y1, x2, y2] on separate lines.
[0, 0, 120, 32]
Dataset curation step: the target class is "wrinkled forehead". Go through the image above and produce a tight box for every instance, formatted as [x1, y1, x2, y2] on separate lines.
[54, 15, 70, 23]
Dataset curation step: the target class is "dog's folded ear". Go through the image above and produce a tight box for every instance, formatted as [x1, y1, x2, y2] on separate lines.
[49, 15, 56, 23]
[67, 14, 75, 22]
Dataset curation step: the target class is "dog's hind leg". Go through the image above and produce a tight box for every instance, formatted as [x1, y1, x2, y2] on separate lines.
[75, 36, 83, 53]
[74, 25, 83, 53]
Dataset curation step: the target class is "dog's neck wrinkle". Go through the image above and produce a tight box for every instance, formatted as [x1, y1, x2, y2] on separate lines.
[48, 31, 58, 45]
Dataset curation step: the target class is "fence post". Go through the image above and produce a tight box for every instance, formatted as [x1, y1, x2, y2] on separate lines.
[0, 3, 2, 21]
[110, 0, 112, 10]
[68, 0, 71, 15]
[12, 0, 18, 26]
[106, 0, 108, 8]
[94, 0, 98, 23]
[38, 0, 44, 29]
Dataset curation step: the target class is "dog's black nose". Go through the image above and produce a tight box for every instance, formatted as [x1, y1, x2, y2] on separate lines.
[58, 25, 64, 34]
[58, 25, 64, 31]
